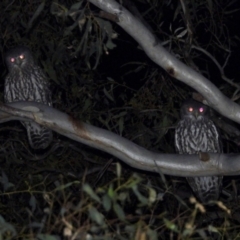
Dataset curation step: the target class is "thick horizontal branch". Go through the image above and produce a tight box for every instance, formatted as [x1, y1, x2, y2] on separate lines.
[0, 102, 240, 177]
[88, 0, 240, 124]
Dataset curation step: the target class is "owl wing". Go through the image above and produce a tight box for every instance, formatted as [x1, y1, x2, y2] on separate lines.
[175, 119, 222, 153]
[186, 175, 223, 203]
[22, 121, 53, 149]
[31, 66, 52, 106]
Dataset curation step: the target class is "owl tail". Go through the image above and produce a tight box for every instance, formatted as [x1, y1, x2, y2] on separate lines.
[21, 121, 53, 149]
[186, 176, 222, 204]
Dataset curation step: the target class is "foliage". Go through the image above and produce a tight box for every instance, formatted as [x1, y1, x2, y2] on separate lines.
[0, 0, 239, 238]
[0, 164, 236, 239]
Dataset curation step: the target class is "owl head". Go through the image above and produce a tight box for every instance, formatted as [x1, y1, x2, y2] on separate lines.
[180, 99, 209, 121]
[5, 46, 34, 71]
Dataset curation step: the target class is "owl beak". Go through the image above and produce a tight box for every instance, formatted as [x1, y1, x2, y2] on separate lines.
[194, 111, 199, 119]
[15, 58, 22, 66]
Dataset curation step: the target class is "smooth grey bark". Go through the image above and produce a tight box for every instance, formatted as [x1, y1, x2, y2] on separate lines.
[88, 0, 240, 124]
[0, 102, 240, 177]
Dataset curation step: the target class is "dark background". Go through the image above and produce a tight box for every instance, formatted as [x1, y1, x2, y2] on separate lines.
[0, 1, 240, 237]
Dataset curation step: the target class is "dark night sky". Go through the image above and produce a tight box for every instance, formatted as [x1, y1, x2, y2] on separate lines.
[97, 3, 240, 92]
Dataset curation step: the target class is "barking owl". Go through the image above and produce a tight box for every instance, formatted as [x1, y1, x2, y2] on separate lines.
[4, 46, 52, 149]
[175, 99, 222, 203]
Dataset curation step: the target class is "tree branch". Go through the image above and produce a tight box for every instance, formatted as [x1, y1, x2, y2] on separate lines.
[0, 102, 240, 177]
[88, 0, 240, 124]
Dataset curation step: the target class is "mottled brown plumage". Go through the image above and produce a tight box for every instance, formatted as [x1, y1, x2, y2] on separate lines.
[175, 99, 222, 203]
[4, 46, 52, 149]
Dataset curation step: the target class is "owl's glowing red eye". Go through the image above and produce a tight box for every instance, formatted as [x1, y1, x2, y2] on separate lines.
[10, 58, 15, 63]
[199, 107, 204, 113]
[19, 54, 25, 60]
[188, 107, 193, 112]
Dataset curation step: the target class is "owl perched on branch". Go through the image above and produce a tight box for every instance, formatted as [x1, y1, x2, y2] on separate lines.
[175, 99, 222, 204]
[4, 46, 52, 149]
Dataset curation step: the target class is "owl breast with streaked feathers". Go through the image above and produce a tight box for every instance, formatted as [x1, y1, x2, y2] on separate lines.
[175, 99, 222, 204]
[4, 46, 52, 149]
